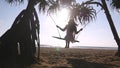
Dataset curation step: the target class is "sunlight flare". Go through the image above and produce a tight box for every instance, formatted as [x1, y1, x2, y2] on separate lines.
[54, 8, 70, 27]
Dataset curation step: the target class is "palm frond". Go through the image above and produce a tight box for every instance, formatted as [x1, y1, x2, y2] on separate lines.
[47, 0, 60, 14]
[5, 0, 24, 4]
[70, 3, 96, 25]
[38, 0, 49, 13]
[79, 5, 96, 24]
[59, 0, 76, 6]
[70, 3, 81, 19]
[111, 0, 120, 9]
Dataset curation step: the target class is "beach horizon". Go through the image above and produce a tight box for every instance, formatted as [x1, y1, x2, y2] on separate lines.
[40, 44, 117, 50]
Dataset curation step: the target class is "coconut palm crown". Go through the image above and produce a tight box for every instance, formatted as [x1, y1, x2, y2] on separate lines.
[48, 0, 96, 25]
[111, 0, 120, 9]
[69, 3, 96, 24]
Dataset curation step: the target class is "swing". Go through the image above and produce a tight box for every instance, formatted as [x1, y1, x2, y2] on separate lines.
[49, 14, 80, 43]
[49, 14, 91, 43]
[52, 36, 79, 42]
[52, 22, 90, 43]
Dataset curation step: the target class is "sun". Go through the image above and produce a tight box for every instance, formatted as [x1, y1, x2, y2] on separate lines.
[54, 8, 70, 27]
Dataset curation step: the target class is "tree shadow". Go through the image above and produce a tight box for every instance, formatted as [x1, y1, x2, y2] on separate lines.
[67, 58, 108, 68]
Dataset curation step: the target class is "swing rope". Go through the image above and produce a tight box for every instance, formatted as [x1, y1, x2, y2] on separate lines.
[75, 9, 102, 39]
[75, 22, 89, 39]
[49, 14, 61, 38]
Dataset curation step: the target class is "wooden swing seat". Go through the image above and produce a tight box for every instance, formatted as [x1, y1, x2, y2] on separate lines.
[52, 36, 79, 43]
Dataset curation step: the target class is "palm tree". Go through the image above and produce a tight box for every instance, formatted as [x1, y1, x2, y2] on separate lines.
[82, 0, 120, 56]
[69, 3, 96, 24]
[1, 0, 79, 67]
[110, 0, 120, 56]
[0, 0, 52, 67]
[101, 0, 120, 57]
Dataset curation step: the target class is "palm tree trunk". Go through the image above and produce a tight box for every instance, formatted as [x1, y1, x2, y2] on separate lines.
[101, 0, 120, 56]
[18, 0, 40, 63]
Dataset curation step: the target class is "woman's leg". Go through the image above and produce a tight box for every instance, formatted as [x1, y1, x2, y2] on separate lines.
[67, 41, 70, 48]
[65, 40, 70, 48]
[65, 41, 68, 48]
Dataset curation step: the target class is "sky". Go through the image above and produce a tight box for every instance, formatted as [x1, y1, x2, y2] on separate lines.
[0, 0, 120, 48]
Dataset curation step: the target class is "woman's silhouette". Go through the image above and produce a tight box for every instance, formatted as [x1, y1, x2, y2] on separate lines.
[56, 19, 83, 48]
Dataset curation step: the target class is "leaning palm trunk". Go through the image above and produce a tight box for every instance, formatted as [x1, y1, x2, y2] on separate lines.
[101, 0, 120, 56]
[0, 0, 40, 67]
[83, 0, 120, 57]
[16, 0, 40, 64]
[18, 8, 39, 64]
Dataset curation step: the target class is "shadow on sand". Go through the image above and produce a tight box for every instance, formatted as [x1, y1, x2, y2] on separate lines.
[67, 58, 108, 68]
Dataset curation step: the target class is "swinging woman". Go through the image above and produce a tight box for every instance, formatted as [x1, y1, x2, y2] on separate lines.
[56, 19, 83, 48]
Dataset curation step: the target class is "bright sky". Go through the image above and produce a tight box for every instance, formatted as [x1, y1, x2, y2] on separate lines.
[0, 0, 120, 48]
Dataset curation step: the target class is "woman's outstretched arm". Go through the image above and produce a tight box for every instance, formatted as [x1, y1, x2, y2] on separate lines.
[76, 28, 83, 34]
[56, 25, 67, 31]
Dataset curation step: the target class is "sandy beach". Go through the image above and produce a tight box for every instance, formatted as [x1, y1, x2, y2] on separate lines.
[29, 47, 120, 68]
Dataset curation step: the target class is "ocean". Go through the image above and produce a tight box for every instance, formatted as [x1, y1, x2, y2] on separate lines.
[40, 44, 117, 50]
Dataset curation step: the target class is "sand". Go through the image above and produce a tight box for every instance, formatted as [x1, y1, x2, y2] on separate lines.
[29, 47, 120, 68]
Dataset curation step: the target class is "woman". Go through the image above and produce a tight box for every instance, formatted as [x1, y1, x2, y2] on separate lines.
[56, 19, 83, 48]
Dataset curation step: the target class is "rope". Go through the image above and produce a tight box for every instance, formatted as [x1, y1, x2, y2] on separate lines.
[75, 9, 102, 39]
[49, 14, 61, 38]
[96, 9, 102, 14]
[75, 22, 90, 39]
